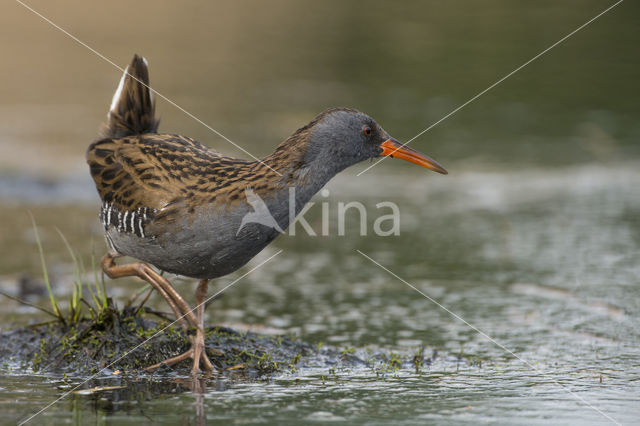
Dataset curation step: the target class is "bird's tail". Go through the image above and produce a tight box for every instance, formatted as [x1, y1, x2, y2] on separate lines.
[101, 54, 159, 138]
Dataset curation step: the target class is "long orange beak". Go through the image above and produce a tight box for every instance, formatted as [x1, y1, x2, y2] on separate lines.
[381, 138, 448, 175]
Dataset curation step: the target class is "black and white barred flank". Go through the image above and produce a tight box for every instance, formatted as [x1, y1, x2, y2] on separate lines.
[99, 202, 156, 238]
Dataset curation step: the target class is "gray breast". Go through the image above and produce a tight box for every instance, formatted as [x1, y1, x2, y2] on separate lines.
[104, 180, 324, 279]
[105, 197, 282, 279]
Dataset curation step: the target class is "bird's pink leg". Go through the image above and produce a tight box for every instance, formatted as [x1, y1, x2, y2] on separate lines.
[100, 254, 198, 329]
[101, 255, 215, 373]
[145, 279, 215, 374]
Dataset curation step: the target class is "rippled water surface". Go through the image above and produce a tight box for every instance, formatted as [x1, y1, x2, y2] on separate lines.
[1, 0, 639, 424]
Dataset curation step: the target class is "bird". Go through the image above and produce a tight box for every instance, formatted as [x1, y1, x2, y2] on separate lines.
[87, 54, 447, 375]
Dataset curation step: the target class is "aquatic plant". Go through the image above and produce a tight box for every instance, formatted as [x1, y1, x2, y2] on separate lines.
[26, 215, 110, 325]
[30, 213, 64, 324]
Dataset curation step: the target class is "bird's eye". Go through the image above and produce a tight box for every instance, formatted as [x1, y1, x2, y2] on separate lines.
[362, 125, 372, 137]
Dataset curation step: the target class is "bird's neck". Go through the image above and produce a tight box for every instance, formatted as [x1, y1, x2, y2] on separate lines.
[259, 133, 341, 223]
[266, 131, 344, 185]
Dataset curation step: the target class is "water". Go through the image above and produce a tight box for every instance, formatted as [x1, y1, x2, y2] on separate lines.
[1, 1, 639, 424]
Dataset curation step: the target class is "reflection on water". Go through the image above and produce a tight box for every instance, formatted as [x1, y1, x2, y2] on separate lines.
[1, 0, 640, 424]
[3, 362, 640, 425]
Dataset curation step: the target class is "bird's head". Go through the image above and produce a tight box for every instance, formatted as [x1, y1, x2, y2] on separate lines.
[302, 108, 447, 175]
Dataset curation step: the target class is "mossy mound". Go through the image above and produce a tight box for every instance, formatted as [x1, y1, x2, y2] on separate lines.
[0, 306, 322, 377]
[0, 304, 468, 380]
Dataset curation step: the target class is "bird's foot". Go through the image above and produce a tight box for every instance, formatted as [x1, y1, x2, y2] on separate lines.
[146, 334, 216, 375]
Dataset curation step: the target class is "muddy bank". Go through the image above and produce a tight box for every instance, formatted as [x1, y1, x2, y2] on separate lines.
[0, 307, 445, 377]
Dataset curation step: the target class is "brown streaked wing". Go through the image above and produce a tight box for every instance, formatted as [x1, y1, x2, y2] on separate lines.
[87, 138, 168, 213]
[88, 134, 211, 211]
[87, 133, 261, 217]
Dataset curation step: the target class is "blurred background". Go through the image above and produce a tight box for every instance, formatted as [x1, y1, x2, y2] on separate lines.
[1, 0, 639, 424]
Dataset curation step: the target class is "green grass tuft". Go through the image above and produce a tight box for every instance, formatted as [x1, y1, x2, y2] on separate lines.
[26, 214, 110, 326]
[29, 212, 65, 325]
